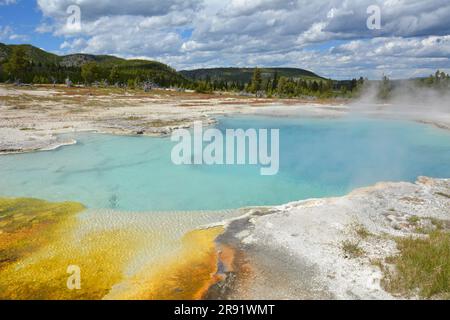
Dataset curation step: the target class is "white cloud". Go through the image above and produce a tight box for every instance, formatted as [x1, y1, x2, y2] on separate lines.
[8, 33, 29, 41]
[37, 0, 201, 20]
[0, 0, 17, 5]
[0, 26, 14, 39]
[35, 0, 450, 79]
[0, 25, 28, 42]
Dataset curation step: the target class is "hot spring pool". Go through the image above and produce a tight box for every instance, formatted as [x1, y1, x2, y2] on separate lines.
[0, 116, 449, 211]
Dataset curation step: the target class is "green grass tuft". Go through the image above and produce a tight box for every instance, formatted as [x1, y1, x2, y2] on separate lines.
[407, 215, 420, 225]
[342, 240, 364, 258]
[383, 231, 450, 299]
[355, 225, 371, 239]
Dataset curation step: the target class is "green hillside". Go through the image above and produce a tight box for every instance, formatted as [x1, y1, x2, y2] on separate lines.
[180, 67, 326, 83]
[0, 43, 60, 65]
[0, 43, 188, 86]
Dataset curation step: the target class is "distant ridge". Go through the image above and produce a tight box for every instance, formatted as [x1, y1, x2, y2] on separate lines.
[180, 67, 326, 83]
[0, 42, 187, 85]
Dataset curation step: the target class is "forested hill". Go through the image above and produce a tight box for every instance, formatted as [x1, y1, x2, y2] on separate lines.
[0, 43, 188, 86]
[180, 67, 326, 83]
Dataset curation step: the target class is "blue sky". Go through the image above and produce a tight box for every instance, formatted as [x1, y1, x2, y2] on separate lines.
[0, 1, 62, 52]
[1, 0, 450, 79]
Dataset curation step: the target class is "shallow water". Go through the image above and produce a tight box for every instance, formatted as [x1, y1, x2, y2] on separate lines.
[0, 116, 449, 211]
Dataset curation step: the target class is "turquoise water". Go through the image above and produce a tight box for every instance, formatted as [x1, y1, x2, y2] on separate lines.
[0, 116, 449, 211]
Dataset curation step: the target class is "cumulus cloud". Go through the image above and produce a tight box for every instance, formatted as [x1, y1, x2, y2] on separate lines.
[35, 0, 450, 79]
[0, 26, 13, 39]
[0, 25, 28, 42]
[306, 0, 450, 40]
[37, 0, 201, 20]
[333, 36, 450, 59]
[0, 0, 17, 5]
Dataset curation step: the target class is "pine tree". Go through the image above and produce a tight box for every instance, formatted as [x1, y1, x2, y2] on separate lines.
[81, 62, 100, 84]
[250, 67, 262, 93]
[272, 71, 278, 92]
[109, 65, 120, 84]
[4, 46, 30, 81]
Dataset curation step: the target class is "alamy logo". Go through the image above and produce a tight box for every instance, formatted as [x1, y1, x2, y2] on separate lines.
[367, 5, 381, 30]
[67, 265, 81, 290]
[171, 122, 280, 176]
[66, 5, 81, 31]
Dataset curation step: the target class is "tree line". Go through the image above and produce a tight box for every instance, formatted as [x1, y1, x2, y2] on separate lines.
[0, 47, 365, 98]
[0, 46, 189, 88]
[1, 46, 448, 100]
[377, 71, 450, 100]
[192, 67, 365, 98]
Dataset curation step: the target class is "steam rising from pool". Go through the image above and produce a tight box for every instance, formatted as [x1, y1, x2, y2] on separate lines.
[351, 81, 450, 117]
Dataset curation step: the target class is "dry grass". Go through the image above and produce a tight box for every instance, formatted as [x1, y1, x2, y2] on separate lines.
[355, 224, 372, 239]
[382, 230, 450, 299]
[407, 216, 447, 234]
[342, 240, 364, 258]
[135, 118, 189, 128]
[407, 215, 421, 224]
